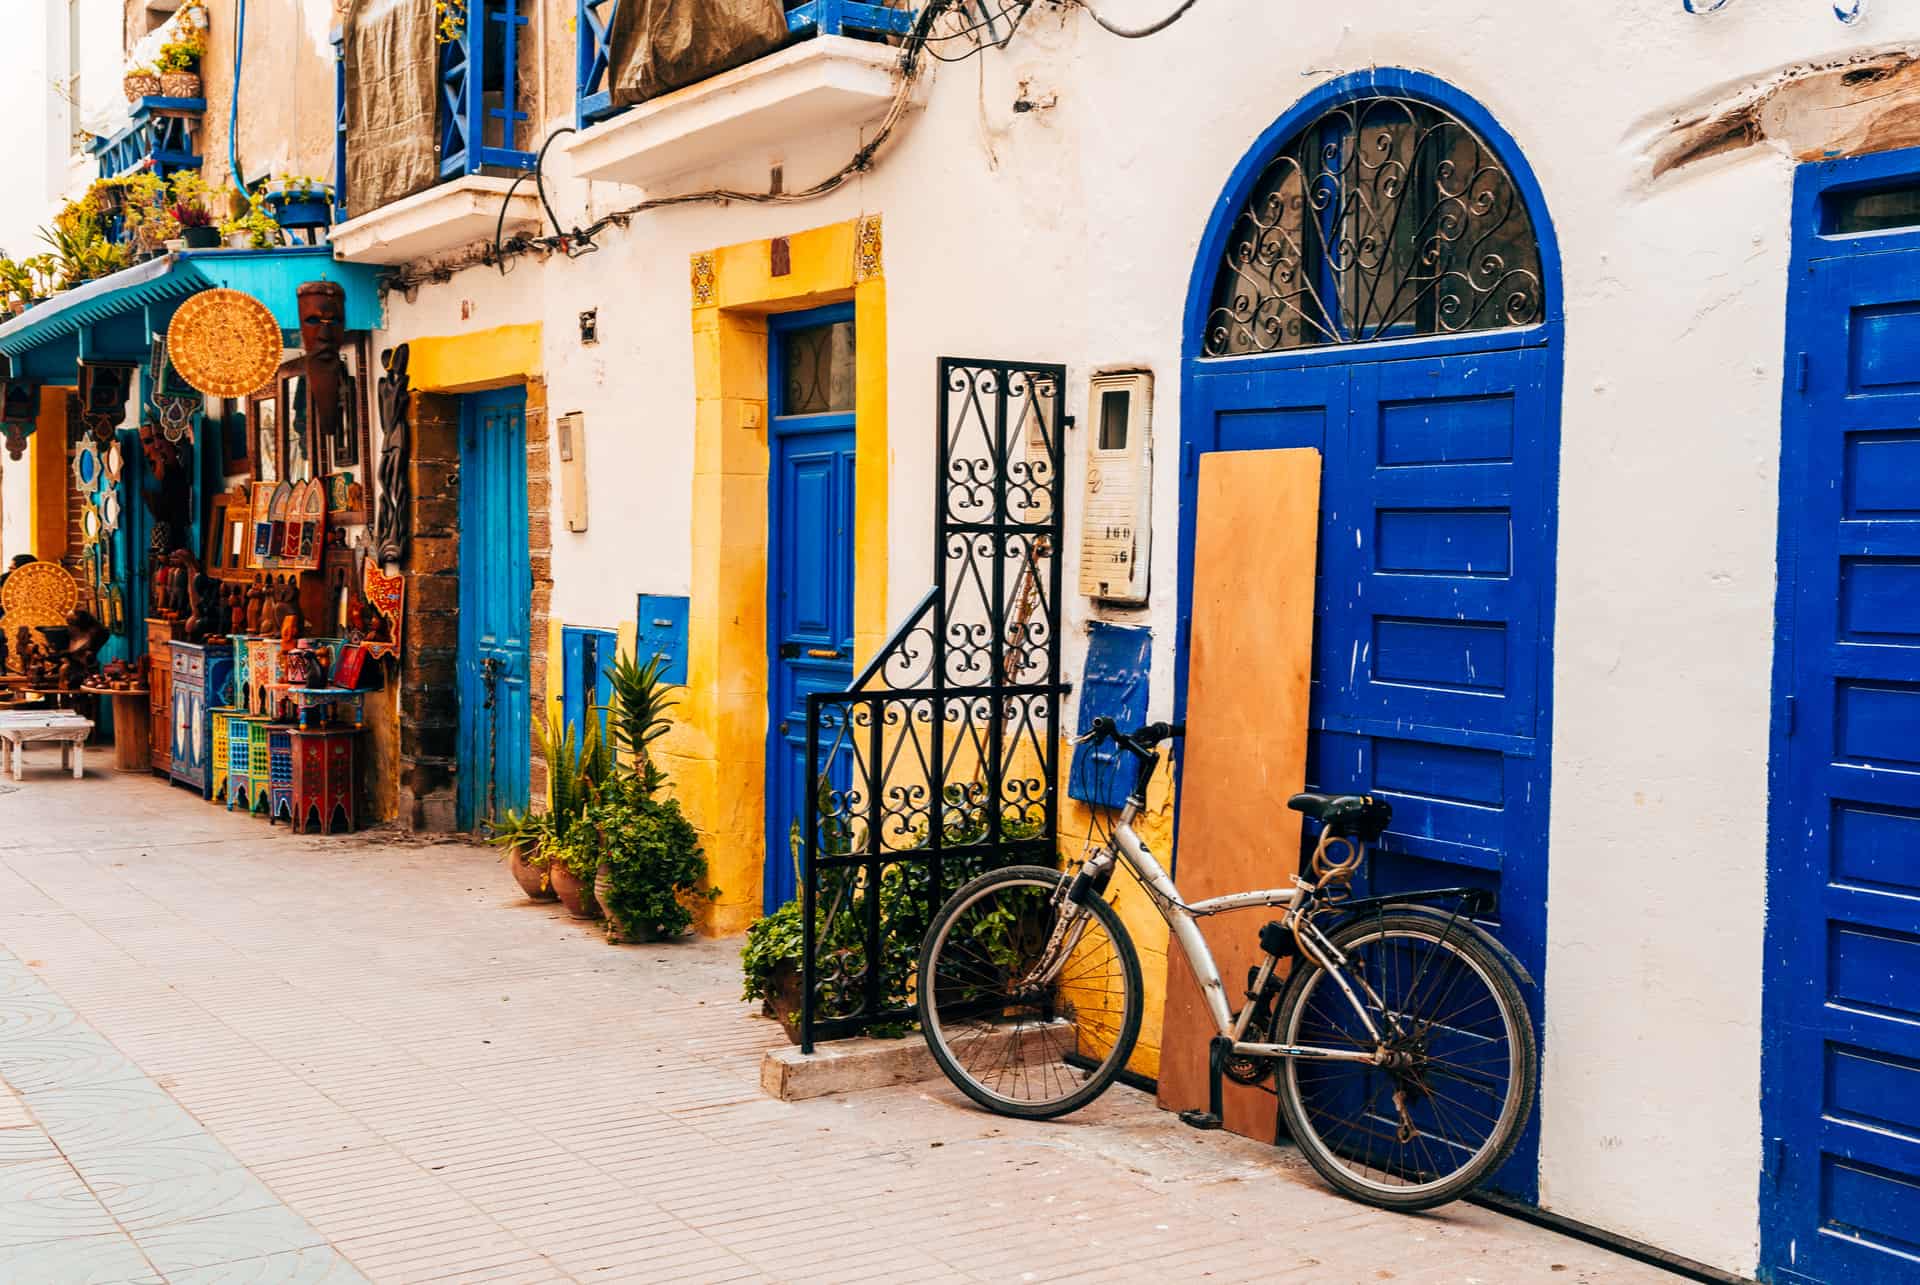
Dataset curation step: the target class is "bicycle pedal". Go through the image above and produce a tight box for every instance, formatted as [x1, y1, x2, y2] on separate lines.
[1179, 1110, 1223, 1131]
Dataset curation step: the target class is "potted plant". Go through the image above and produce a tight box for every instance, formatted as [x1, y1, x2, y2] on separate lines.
[262, 175, 333, 232]
[168, 172, 219, 248]
[533, 713, 612, 919]
[124, 64, 162, 101]
[156, 30, 206, 98]
[742, 899, 809, 1040]
[489, 808, 556, 901]
[219, 190, 282, 249]
[0, 260, 32, 316]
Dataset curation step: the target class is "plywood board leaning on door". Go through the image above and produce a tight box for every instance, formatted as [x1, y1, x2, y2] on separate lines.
[1156, 447, 1320, 1140]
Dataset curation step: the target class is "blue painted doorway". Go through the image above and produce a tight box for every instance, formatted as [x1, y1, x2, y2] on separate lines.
[456, 385, 531, 831]
[1177, 72, 1562, 1200]
[765, 305, 857, 910]
[1762, 149, 1920, 1285]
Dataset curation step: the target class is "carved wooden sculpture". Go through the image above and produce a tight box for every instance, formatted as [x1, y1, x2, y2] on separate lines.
[373, 344, 411, 567]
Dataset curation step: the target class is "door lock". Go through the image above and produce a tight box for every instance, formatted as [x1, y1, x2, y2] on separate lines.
[778, 720, 791, 735]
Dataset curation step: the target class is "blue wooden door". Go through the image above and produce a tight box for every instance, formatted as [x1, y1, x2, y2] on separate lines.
[1763, 232, 1920, 1284]
[1182, 340, 1556, 1198]
[457, 386, 531, 831]
[766, 307, 857, 910]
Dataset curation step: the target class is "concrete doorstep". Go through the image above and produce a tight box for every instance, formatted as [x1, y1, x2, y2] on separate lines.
[761, 1019, 1072, 1101]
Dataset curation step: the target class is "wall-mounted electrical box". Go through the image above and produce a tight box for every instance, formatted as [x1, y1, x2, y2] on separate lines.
[636, 593, 690, 686]
[557, 411, 589, 532]
[1078, 370, 1152, 604]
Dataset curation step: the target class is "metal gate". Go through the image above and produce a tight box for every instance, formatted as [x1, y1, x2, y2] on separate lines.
[799, 358, 1066, 1049]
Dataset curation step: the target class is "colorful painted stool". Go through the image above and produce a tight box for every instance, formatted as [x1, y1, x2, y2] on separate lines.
[290, 726, 359, 834]
[268, 724, 296, 823]
[226, 714, 262, 812]
[210, 707, 239, 805]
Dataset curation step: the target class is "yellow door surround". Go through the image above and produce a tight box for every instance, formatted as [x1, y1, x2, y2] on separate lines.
[680, 215, 887, 936]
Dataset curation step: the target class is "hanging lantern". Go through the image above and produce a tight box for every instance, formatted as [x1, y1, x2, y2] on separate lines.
[1, 380, 37, 461]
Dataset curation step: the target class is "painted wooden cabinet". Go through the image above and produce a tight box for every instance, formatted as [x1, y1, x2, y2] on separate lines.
[167, 642, 234, 798]
[289, 727, 358, 833]
[146, 618, 173, 776]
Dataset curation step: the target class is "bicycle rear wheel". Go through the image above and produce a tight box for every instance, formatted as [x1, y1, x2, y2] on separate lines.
[917, 865, 1142, 1120]
[1274, 910, 1536, 1210]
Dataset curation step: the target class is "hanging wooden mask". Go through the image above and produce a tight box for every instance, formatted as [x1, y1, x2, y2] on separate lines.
[147, 332, 200, 443]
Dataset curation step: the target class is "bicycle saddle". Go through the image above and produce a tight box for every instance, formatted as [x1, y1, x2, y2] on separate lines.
[1288, 792, 1392, 841]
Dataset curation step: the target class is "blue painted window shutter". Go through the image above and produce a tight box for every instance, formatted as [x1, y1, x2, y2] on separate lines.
[1069, 623, 1152, 809]
[635, 594, 690, 687]
[561, 626, 618, 741]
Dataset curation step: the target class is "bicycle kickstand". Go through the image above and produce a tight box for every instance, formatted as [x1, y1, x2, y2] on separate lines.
[1178, 1035, 1231, 1131]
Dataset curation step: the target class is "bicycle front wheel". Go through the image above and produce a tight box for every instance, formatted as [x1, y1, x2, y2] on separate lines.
[1275, 910, 1536, 1211]
[917, 865, 1143, 1120]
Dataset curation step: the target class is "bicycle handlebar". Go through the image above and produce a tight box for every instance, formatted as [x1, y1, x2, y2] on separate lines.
[1083, 717, 1185, 756]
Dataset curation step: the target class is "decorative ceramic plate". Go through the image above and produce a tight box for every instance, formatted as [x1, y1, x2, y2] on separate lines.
[0, 561, 80, 625]
[165, 288, 283, 397]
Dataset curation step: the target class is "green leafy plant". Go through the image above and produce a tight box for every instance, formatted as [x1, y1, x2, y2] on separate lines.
[589, 782, 713, 940]
[156, 30, 206, 74]
[435, 0, 467, 43]
[604, 651, 676, 797]
[218, 190, 282, 248]
[535, 711, 613, 846]
[742, 897, 807, 1003]
[0, 259, 34, 311]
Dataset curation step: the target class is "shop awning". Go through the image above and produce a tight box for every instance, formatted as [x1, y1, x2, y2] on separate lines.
[0, 247, 385, 384]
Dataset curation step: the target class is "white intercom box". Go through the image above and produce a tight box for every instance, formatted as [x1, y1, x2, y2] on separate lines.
[1078, 370, 1152, 604]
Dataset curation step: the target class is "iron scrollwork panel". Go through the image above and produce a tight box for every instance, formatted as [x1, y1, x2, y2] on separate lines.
[801, 359, 1067, 1049]
[1203, 96, 1544, 357]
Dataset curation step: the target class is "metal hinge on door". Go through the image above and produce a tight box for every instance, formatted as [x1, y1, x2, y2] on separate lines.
[1764, 1136, 1786, 1184]
[1795, 352, 1808, 392]
[1784, 695, 1797, 737]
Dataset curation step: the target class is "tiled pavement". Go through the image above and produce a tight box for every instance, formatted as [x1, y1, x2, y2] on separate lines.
[1, 767, 1678, 1283]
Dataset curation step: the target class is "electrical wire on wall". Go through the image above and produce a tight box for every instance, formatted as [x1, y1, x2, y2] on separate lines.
[398, 0, 1199, 290]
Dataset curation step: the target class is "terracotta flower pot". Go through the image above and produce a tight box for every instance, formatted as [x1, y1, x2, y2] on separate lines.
[764, 964, 804, 1044]
[124, 72, 162, 101]
[507, 842, 553, 901]
[160, 72, 201, 98]
[549, 860, 600, 920]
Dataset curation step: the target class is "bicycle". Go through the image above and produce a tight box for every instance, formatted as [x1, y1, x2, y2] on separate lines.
[916, 717, 1537, 1211]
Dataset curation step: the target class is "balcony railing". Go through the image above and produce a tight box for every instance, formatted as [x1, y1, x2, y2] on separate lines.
[90, 96, 205, 181]
[441, 0, 536, 179]
[576, 0, 916, 127]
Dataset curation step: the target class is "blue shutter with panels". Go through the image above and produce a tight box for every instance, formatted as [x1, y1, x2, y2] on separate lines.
[1069, 623, 1152, 810]
[635, 594, 689, 687]
[561, 626, 618, 742]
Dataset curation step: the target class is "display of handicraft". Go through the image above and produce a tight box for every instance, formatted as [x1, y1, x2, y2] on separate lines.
[373, 344, 411, 567]
[246, 480, 322, 572]
[165, 288, 283, 398]
[2, 380, 38, 461]
[77, 361, 136, 445]
[147, 332, 202, 443]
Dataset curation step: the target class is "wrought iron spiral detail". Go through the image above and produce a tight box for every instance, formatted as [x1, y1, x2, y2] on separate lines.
[1203, 97, 1543, 357]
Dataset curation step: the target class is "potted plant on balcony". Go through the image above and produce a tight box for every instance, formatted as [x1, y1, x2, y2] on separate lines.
[124, 64, 162, 101]
[156, 30, 206, 98]
[166, 172, 220, 248]
[0, 260, 32, 316]
[262, 176, 333, 235]
[219, 190, 283, 249]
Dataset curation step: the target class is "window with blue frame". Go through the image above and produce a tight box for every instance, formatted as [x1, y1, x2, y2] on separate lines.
[561, 626, 619, 743]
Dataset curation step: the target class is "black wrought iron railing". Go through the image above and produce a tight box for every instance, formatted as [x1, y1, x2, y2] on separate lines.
[800, 357, 1067, 1050]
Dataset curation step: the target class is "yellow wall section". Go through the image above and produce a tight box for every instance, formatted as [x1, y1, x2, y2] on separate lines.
[682, 219, 887, 936]
[29, 389, 68, 561]
[406, 324, 543, 393]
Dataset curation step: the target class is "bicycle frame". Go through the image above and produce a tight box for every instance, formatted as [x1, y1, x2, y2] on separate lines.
[1069, 793, 1384, 1068]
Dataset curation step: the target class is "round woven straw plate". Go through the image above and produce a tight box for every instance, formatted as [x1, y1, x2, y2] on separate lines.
[166, 288, 283, 397]
[0, 561, 80, 625]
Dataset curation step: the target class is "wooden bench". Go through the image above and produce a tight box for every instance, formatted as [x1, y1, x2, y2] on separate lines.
[0, 712, 95, 781]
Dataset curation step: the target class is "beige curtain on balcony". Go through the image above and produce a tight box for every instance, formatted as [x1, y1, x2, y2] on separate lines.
[608, 0, 790, 107]
[342, 0, 440, 217]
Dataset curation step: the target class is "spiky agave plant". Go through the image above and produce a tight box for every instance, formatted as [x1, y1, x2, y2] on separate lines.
[604, 650, 678, 797]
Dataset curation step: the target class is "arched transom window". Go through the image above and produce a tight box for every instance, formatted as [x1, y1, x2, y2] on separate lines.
[1202, 97, 1544, 357]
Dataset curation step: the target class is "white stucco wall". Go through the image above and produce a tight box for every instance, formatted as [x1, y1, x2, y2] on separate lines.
[364, 1, 1919, 1272]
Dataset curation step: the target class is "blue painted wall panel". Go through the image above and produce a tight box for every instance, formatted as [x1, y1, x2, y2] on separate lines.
[635, 593, 689, 687]
[1069, 623, 1152, 810]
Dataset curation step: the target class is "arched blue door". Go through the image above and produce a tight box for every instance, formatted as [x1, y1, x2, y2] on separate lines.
[1177, 72, 1563, 1199]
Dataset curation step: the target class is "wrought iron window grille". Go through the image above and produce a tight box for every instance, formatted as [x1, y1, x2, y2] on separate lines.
[799, 357, 1067, 1050]
[1202, 96, 1544, 358]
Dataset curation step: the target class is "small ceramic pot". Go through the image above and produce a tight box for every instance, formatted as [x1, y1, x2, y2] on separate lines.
[159, 72, 201, 98]
[548, 860, 600, 920]
[507, 842, 554, 901]
[124, 72, 162, 101]
[182, 226, 220, 249]
[164, 238, 186, 253]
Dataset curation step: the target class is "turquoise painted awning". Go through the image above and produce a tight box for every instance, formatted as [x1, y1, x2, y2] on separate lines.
[0, 246, 385, 383]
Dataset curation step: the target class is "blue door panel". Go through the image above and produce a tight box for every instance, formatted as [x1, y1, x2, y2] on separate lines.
[1764, 210, 1920, 1283]
[1183, 342, 1552, 1200]
[765, 305, 857, 911]
[456, 387, 531, 830]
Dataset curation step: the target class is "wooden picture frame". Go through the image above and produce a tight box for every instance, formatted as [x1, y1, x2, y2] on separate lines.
[323, 336, 373, 524]
[249, 386, 279, 483]
[206, 486, 253, 583]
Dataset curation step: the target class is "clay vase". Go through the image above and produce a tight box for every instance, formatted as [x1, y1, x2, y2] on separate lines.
[508, 842, 554, 901]
[548, 859, 600, 920]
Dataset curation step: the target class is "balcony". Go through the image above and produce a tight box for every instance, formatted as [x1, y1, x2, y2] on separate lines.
[90, 96, 205, 182]
[567, 0, 916, 190]
[330, 2, 542, 265]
